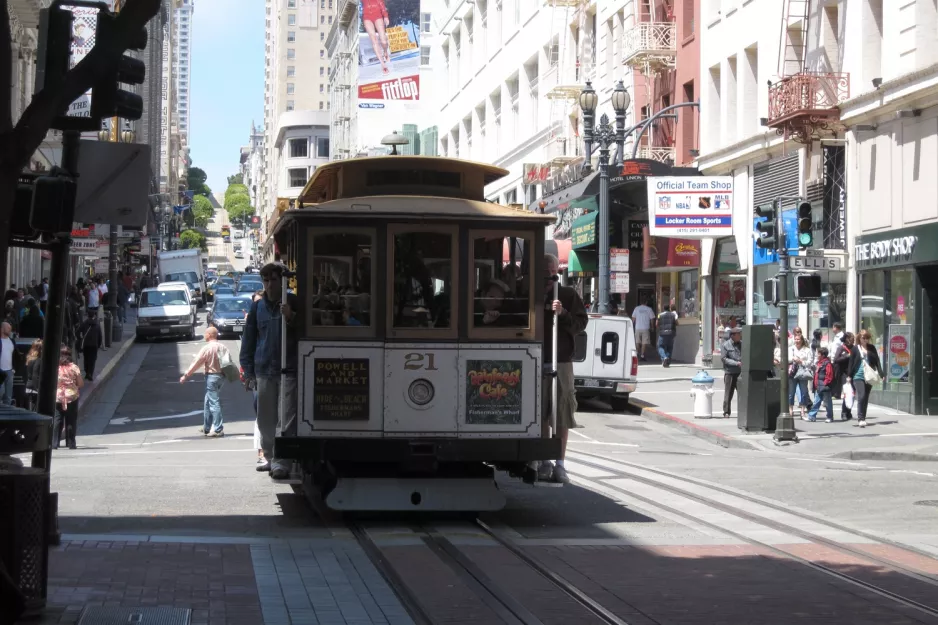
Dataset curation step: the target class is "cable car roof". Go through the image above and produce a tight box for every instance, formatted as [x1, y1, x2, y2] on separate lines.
[278, 195, 556, 224]
[297, 156, 512, 204]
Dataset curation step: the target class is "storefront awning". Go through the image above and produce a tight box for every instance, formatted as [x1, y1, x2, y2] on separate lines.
[568, 250, 597, 277]
[571, 212, 597, 250]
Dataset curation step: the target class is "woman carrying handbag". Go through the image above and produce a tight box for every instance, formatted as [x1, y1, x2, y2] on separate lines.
[788, 329, 814, 420]
[832, 332, 855, 421]
[848, 329, 883, 428]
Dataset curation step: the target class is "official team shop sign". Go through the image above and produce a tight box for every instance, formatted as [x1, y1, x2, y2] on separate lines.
[647, 176, 734, 239]
[313, 359, 370, 421]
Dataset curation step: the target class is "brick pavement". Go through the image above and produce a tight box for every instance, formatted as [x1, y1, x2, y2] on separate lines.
[32, 538, 414, 625]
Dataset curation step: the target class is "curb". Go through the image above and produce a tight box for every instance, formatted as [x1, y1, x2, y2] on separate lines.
[637, 377, 697, 384]
[627, 400, 761, 451]
[831, 450, 938, 463]
[77, 335, 136, 418]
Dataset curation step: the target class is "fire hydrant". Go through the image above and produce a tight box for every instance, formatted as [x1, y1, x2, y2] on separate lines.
[690, 370, 715, 419]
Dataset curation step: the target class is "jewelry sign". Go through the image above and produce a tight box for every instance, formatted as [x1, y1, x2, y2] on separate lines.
[647, 177, 734, 239]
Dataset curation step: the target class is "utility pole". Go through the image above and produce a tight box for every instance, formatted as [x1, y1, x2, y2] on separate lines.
[773, 196, 797, 443]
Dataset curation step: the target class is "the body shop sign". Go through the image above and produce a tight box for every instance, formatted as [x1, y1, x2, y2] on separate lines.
[855, 235, 917, 269]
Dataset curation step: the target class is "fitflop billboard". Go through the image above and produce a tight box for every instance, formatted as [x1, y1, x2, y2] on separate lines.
[358, 0, 420, 101]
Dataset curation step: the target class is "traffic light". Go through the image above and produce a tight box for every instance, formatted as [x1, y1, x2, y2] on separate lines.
[797, 201, 813, 248]
[35, 7, 74, 95]
[754, 204, 778, 250]
[90, 10, 148, 121]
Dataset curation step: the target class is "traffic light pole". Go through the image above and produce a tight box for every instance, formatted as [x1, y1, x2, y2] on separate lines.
[774, 196, 798, 444]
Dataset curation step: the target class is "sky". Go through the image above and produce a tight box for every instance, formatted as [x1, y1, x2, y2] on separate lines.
[189, 0, 264, 198]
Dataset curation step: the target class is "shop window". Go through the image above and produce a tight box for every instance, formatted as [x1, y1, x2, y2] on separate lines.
[469, 232, 533, 337]
[886, 268, 914, 387]
[307, 230, 374, 332]
[390, 228, 456, 335]
[860, 271, 887, 351]
[807, 271, 846, 344]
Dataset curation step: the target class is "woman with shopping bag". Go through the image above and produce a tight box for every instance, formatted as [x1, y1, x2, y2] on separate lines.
[847, 329, 883, 428]
[833, 331, 855, 421]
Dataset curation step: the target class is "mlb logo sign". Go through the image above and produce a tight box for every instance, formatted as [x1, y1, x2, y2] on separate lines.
[714, 196, 731, 209]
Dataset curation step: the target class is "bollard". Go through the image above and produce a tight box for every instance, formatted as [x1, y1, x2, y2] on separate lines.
[103, 311, 112, 349]
[690, 370, 715, 419]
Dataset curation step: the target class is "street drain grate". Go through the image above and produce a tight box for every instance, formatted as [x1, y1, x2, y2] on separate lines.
[914, 500, 938, 507]
[77, 607, 191, 625]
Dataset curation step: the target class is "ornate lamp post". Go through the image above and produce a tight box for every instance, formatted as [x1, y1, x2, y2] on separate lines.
[578, 81, 631, 315]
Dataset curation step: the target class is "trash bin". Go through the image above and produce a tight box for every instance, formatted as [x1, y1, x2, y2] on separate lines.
[0, 406, 53, 616]
[690, 370, 715, 419]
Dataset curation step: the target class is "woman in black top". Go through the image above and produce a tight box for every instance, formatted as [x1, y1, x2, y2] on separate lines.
[19, 300, 44, 338]
[847, 329, 884, 428]
[832, 332, 854, 420]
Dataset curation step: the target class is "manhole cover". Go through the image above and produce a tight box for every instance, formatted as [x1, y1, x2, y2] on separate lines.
[914, 500, 938, 507]
[78, 607, 190, 625]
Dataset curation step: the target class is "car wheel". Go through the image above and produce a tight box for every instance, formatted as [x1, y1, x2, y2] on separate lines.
[609, 395, 631, 412]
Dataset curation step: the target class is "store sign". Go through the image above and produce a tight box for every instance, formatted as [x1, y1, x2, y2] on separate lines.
[628, 220, 647, 252]
[790, 255, 843, 271]
[523, 163, 550, 186]
[612, 272, 630, 293]
[822, 145, 847, 250]
[610, 248, 629, 272]
[854, 235, 918, 270]
[70, 238, 101, 256]
[647, 176, 734, 238]
[642, 226, 701, 272]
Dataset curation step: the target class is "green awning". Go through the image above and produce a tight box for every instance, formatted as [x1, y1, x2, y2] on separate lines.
[568, 250, 597, 277]
[571, 212, 597, 249]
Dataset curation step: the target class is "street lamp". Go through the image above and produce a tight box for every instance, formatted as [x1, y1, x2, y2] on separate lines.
[578, 80, 631, 316]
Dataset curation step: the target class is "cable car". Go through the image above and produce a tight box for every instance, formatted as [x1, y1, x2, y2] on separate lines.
[269, 155, 562, 512]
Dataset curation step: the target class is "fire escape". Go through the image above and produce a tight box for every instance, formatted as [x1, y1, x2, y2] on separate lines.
[766, 0, 850, 143]
[621, 1, 676, 163]
[543, 0, 587, 174]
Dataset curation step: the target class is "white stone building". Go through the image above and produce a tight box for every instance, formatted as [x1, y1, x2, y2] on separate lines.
[174, 0, 194, 145]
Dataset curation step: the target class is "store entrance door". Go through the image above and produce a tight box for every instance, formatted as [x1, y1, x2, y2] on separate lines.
[917, 267, 938, 415]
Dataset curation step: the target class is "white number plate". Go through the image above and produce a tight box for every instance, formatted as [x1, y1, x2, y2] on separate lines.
[582, 379, 599, 387]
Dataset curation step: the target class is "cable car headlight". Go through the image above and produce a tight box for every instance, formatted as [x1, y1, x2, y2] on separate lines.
[408, 379, 435, 406]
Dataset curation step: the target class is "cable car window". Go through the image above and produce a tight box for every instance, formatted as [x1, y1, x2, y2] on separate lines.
[470, 234, 531, 330]
[600, 332, 619, 364]
[309, 231, 373, 328]
[392, 231, 453, 329]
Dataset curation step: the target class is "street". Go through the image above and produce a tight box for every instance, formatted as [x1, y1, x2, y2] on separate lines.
[33, 216, 938, 624]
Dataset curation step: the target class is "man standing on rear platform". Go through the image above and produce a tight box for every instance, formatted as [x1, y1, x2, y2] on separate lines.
[240, 263, 299, 480]
[529, 254, 588, 485]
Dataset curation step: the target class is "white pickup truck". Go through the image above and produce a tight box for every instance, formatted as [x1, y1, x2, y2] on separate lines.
[157, 248, 206, 306]
[572, 314, 639, 412]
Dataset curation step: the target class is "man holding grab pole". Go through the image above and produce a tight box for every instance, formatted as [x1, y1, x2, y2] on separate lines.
[528, 254, 588, 484]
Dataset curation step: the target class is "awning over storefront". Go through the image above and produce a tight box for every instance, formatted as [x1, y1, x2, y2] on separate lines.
[571, 212, 597, 249]
[568, 250, 597, 277]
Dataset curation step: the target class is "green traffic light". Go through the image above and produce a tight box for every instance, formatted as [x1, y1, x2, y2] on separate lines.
[799, 232, 813, 246]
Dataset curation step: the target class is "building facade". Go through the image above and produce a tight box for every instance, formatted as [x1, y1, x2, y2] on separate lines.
[174, 0, 193, 145]
[259, 0, 331, 256]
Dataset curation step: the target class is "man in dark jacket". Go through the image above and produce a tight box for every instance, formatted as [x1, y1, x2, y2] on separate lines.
[240, 263, 299, 479]
[78, 310, 103, 381]
[532, 254, 588, 484]
[720, 327, 742, 418]
[656, 305, 678, 367]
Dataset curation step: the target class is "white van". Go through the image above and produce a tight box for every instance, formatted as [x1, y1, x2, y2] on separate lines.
[572, 314, 638, 411]
[136, 283, 197, 341]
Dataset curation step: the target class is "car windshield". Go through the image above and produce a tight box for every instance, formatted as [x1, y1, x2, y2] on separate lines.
[214, 299, 251, 313]
[141, 290, 188, 307]
[165, 272, 198, 285]
[239, 282, 262, 293]
[214, 287, 235, 296]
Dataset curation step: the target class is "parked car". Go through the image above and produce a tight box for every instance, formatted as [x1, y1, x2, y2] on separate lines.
[136, 284, 197, 341]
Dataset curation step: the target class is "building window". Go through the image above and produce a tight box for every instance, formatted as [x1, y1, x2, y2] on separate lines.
[289, 138, 308, 158]
[287, 65, 295, 77]
[286, 100, 295, 111]
[319, 84, 324, 92]
[320, 49, 325, 58]
[421, 11, 431, 32]
[320, 67, 324, 76]
[288, 31, 295, 42]
[320, 32, 325, 41]
[287, 83, 295, 94]
[288, 168, 307, 188]
[328, 15, 332, 23]
[288, 0, 296, 6]
[317, 137, 330, 157]
[288, 13, 296, 25]
[421, 46, 430, 66]
[320, 0, 324, 7]
[321, 14, 325, 22]
[287, 48, 295, 59]
[319, 101, 324, 110]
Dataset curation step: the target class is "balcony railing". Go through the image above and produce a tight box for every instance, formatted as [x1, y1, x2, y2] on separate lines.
[767, 72, 850, 141]
[622, 22, 676, 70]
[636, 146, 675, 164]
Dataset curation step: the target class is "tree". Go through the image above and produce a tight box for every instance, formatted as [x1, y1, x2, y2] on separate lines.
[228, 203, 255, 224]
[187, 166, 211, 197]
[227, 173, 243, 185]
[0, 0, 163, 288]
[179, 229, 206, 251]
[225, 183, 249, 200]
[192, 194, 213, 229]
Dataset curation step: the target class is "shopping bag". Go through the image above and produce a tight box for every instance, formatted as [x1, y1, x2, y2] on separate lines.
[219, 346, 240, 383]
[863, 361, 882, 385]
[843, 382, 855, 411]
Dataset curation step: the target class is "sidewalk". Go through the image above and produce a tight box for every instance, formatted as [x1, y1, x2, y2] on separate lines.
[76, 310, 137, 417]
[627, 374, 938, 461]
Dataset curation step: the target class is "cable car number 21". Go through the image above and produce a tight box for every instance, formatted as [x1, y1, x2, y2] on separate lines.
[403, 353, 438, 371]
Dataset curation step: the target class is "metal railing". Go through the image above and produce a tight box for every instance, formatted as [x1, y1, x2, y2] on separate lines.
[767, 72, 850, 125]
[622, 22, 676, 66]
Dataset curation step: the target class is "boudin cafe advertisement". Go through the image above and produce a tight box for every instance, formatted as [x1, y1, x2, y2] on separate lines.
[466, 361, 523, 425]
[642, 227, 701, 272]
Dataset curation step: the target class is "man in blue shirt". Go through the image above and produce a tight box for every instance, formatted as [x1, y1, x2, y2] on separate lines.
[240, 263, 299, 479]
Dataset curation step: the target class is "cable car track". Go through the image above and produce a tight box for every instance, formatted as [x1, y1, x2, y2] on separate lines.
[567, 450, 938, 621]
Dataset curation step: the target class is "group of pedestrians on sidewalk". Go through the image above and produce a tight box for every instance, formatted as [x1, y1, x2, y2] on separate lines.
[720, 321, 885, 427]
